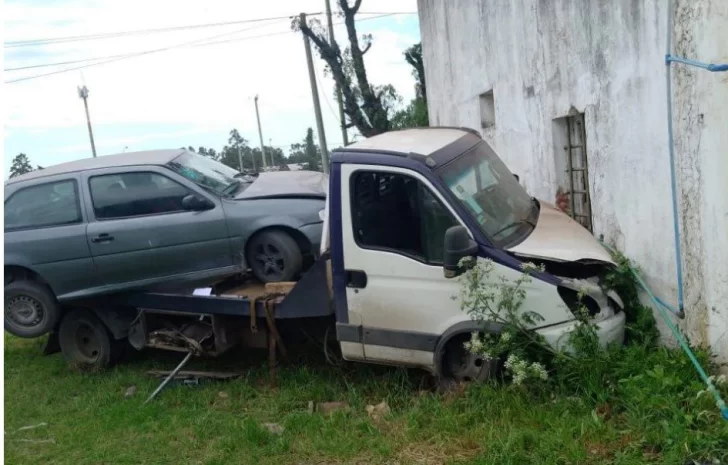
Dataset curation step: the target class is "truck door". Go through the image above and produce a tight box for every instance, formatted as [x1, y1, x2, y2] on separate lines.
[339, 164, 468, 369]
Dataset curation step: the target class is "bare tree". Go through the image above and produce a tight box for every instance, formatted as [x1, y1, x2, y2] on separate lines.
[294, 1, 397, 137]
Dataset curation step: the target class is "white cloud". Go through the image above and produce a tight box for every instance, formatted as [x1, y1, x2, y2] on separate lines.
[4, 0, 420, 156]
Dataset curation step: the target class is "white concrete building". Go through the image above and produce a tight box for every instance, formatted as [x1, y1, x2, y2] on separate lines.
[418, 0, 728, 365]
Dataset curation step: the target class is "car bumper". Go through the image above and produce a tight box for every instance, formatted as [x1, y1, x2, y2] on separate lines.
[535, 310, 626, 352]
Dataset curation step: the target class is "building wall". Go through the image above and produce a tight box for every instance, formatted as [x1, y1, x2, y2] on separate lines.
[418, 0, 728, 364]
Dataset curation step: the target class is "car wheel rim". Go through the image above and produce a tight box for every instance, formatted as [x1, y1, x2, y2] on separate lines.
[6, 295, 44, 327]
[253, 243, 285, 280]
[74, 323, 102, 361]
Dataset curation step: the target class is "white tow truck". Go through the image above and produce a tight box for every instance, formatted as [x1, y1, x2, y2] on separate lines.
[46, 127, 625, 382]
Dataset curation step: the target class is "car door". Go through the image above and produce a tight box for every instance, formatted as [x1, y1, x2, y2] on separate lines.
[4, 177, 95, 300]
[82, 166, 232, 291]
[339, 163, 468, 369]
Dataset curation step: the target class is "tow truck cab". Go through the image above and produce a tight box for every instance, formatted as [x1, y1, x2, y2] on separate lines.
[327, 127, 625, 376]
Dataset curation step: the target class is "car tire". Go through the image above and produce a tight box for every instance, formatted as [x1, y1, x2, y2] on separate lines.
[247, 230, 303, 283]
[58, 309, 114, 371]
[4, 280, 61, 338]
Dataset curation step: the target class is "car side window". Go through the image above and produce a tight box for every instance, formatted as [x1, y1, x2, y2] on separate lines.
[351, 171, 458, 264]
[4, 180, 82, 231]
[89, 172, 191, 220]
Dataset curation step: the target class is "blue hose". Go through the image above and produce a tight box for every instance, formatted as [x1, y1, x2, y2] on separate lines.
[601, 241, 728, 421]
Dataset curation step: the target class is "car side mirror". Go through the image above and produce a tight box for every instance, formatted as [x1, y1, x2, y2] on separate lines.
[443, 225, 478, 278]
[182, 194, 213, 211]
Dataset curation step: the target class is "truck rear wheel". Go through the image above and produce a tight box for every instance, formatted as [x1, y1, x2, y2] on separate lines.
[247, 230, 303, 283]
[4, 280, 61, 339]
[58, 309, 115, 371]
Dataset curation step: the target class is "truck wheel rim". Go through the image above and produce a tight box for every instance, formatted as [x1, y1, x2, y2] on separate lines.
[74, 323, 101, 361]
[253, 243, 285, 280]
[6, 295, 44, 327]
[449, 351, 489, 382]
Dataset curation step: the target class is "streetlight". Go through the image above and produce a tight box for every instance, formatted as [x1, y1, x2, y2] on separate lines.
[77, 85, 97, 158]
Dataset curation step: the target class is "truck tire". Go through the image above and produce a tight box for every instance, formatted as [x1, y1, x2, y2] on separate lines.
[58, 309, 114, 371]
[442, 335, 497, 383]
[4, 280, 61, 338]
[247, 230, 303, 283]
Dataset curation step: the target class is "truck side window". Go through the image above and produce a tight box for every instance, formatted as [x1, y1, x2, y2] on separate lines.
[351, 171, 458, 264]
[4, 180, 81, 231]
[89, 172, 191, 219]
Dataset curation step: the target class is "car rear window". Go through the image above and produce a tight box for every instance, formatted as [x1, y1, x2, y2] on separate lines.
[4, 180, 82, 231]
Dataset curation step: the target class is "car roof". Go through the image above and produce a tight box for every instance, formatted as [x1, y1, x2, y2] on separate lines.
[6, 149, 186, 185]
[343, 127, 475, 156]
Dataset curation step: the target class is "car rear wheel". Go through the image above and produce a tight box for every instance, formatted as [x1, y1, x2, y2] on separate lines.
[59, 309, 121, 370]
[247, 230, 303, 283]
[4, 280, 61, 338]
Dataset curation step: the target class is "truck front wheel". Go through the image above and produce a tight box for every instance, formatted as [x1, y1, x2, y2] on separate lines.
[442, 335, 497, 383]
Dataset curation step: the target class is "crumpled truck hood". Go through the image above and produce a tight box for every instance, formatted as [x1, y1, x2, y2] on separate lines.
[507, 201, 614, 264]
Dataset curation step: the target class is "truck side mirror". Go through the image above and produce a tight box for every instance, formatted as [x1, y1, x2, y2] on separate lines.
[443, 225, 478, 278]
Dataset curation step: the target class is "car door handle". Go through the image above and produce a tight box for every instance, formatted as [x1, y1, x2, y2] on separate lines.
[345, 269, 367, 289]
[91, 233, 114, 243]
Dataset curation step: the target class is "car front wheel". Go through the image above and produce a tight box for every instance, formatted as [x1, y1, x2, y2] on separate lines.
[247, 230, 303, 283]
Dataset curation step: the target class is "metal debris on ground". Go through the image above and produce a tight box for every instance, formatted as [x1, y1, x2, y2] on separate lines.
[146, 370, 242, 382]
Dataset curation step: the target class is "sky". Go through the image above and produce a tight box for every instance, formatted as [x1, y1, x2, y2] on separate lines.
[2, 0, 420, 177]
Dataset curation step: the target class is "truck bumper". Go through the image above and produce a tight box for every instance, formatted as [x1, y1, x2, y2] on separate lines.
[535, 310, 626, 353]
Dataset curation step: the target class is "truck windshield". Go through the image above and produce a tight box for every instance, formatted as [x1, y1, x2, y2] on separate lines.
[437, 141, 538, 248]
[167, 152, 242, 196]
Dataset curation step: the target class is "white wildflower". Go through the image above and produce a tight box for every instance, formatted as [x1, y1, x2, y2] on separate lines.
[521, 262, 539, 273]
[500, 332, 512, 343]
[531, 362, 549, 380]
[696, 389, 707, 399]
[716, 374, 727, 386]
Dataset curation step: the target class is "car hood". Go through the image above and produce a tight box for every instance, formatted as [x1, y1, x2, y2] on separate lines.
[506, 201, 614, 264]
[234, 171, 328, 200]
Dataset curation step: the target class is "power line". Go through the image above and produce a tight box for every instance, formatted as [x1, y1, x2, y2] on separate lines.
[3, 11, 416, 48]
[4, 13, 398, 84]
[3, 14, 317, 48]
[5, 19, 286, 72]
[4, 21, 291, 84]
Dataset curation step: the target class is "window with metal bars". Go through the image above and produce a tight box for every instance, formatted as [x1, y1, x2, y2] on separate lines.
[552, 112, 593, 231]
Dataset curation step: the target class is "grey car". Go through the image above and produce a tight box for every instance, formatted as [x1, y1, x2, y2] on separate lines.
[4, 149, 326, 338]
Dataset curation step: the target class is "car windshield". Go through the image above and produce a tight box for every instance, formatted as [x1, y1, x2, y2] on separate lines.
[437, 141, 538, 247]
[167, 152, 242, 196]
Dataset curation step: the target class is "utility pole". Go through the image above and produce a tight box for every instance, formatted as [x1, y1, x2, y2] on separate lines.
[300, 13, 330, 174]
[77, 85, 97, 158]
[237, 146, 243, 172]
[254, 95, 267, 168]
[325, 0, 348, 146]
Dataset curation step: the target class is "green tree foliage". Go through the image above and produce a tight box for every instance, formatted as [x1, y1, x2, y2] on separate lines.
[288, 128, 322, 171]
[391, 43, 429, 129]
[9, 153, 33, 178]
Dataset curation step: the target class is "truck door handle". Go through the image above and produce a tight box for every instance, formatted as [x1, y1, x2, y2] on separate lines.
[91, 233, 114, 243]
[345, 269, 367, 289]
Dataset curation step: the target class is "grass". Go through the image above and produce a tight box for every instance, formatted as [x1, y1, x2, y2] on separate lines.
[5, 334, 728, 465]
